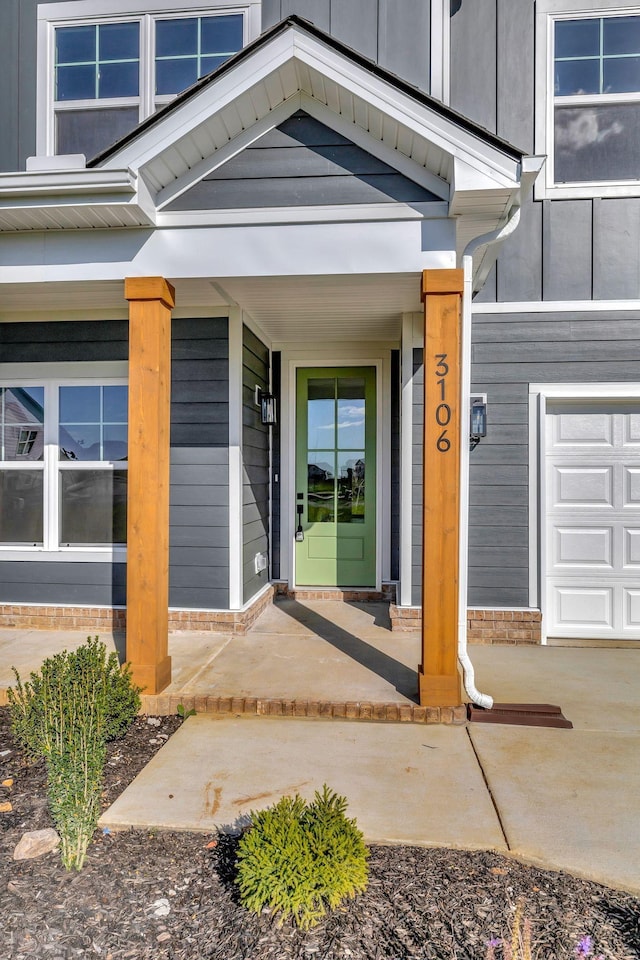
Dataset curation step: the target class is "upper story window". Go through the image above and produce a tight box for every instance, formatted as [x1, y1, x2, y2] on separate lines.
[38, 1, 261, 159]
[536, 1, 640, 199]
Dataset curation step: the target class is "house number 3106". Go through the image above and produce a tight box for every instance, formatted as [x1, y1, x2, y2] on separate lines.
[434, 354, 451, 452]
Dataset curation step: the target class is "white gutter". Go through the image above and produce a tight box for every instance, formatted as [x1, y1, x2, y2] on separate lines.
[458, 203, 523, 710]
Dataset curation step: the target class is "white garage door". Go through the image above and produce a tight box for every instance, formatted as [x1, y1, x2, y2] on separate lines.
[546, 400, 640, 640]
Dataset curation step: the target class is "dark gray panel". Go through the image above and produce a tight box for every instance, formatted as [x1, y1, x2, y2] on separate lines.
[593, 198, 640, 299]
[450, 0, 496, 132]
[469, 485, 528, 506]
[0, 561, 125, 605]
[469, 525, 528, 547]
[468, 587, 529, 607]
[170, 525, 229, 548]
[390, 349, 400, 581]
[497, 194, 543, 303]
[206, 145, 399, 180]
[378, 0, 430, 93]
[497, 0, 534, 151]
[331, 0, 378, 60]
[281, 0, 330, 31]
[243, 324, 270, 605]
[0, 1, 19, 171]
[0, 320, 127, 362]
[473, 264, 497, 304]
[271, 352, 282, 579]
[171, 172, 436, 209]
[170, 564, 229, 589]
[543, 200, 593, 301]
[170, 447, 228, 466]
[170, 505, 228, 527]
[169, 587, 228, 608]
[261, 0, 281, 30]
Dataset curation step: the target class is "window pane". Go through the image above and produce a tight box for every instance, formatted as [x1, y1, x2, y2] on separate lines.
[156, 17, 198, 57]
[307, 379, 335, 448]
[603, 16, 640, 56]
[155, 57, 199, 95]
[56, 25, 96, 64]
[0, 471, 43, 545]
[201, 55, 230, 76]
[60, 386, 100, 423]
[337, 452, 365, 523]
[1, 387, 44, 462]
[337, 379, 365, 449]
[555, 18, 600, 59]
[60, 470, 127, 545]
[56, 64, 96, 101]
[99, 21, 139, 61]
[103, 425, 128, 461]
[555, 103, 640, 182]
[60, 424, 101, 461]
[98, 61, 139, 98]
[307, 453, 334, 523]
[603, 57, 640, 94]
[201, 15, 243, 54]
[56, 106, 139, 158]
[555, 59, 600, 96]
[103, 386, 128, 422]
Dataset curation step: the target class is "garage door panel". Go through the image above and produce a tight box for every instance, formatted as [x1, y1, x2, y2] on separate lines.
[553, 526, 613, 568]
[624, 589, 640, 629]
[552, 466, 613, 507]
[554, 411, 613, 446]
[554, 586, 613, 629]
[623, 529, 640, 567]
[624, 413, 640, 445]
[623, 467, 640, 506]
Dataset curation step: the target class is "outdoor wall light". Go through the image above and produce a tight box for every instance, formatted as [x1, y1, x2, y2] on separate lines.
[260, 390, 277, 425]
[470, 394, 487, 441]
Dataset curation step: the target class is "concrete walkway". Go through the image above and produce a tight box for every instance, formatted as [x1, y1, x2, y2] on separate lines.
[0, 603, 638, 893]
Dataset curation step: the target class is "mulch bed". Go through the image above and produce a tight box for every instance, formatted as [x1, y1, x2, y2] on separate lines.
[0, 706, 638, 960]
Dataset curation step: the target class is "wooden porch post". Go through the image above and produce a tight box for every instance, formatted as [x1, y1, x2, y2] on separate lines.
[124, 276, 175, 695]
[419, 269, 464, 707]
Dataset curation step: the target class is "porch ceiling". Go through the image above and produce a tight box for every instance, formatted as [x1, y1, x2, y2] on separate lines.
[0, 274, 419, 343]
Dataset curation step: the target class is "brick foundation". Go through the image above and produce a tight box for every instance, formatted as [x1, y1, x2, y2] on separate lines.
[390, 605, 542, 644]
[274, 583, 396, 602]
[0, 586, 275, 636]
[138, 693, 468, 724]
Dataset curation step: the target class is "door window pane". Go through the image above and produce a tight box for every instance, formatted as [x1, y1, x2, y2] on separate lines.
[307, 452, 334, 523]
[307, 379, 335, 448]
[337, 452, 365, 523]
[337, 378, 365, 449]
[60, 470, 127, 545]
[0, 471, 44, 544]
[1, 387, 44, 462]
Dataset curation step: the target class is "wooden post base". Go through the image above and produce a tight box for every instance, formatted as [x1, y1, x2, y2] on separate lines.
[130, 656, 173, 698]
[418, 667, 462, 707]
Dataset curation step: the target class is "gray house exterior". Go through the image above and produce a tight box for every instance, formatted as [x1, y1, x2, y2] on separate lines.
[0, 0, 637, 693]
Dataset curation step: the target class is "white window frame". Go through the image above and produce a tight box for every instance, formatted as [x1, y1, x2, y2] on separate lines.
[36, 0, 262, 156]
[0, 362, 128, 562]
[535, 0, 640, 199]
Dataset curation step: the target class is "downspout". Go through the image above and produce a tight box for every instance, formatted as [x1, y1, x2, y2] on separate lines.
[458, 204, 522, 709]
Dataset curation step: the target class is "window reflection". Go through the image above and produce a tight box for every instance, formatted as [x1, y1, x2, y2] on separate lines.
[0, 387, 44, 462]
[307, 452, 334, 523]
[337, 452, 365, 523]
[59, 386, 128, 461]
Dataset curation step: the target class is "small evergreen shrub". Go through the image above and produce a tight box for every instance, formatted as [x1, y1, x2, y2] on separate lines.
[8, 636, 141, 871]
[235, 785, 370, 929]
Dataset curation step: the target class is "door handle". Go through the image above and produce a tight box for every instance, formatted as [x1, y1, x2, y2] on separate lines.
[295, 499, 304, 541]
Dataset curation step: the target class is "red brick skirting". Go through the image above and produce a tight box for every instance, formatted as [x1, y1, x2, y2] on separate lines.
[390, 605, 542, 644]
[274, 583, 396, 602]
[0, 586, 275, 635]
[138, 693, 468, 724]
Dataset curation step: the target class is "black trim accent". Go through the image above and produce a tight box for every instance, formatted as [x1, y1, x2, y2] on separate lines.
[88, 15, 526, 168]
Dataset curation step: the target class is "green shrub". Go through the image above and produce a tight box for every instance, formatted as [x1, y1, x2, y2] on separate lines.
[235, 785, 370, 929]
[7, 637, 141, 870]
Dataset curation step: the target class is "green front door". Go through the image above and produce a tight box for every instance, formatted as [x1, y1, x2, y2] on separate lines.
[295, 367, 376, 586]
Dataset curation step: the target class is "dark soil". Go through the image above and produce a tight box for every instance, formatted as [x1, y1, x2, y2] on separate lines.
[0, 706, 638, 960]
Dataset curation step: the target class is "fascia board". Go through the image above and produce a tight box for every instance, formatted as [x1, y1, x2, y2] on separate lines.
[449, 157, 516, 218]
[291, 32, 522, 186]
[156, 201, 450, 228]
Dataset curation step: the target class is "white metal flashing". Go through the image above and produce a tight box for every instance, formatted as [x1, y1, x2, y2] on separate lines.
[473, 299, 640, 314]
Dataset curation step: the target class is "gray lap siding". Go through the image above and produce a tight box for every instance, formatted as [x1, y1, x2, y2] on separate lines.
[242, 325, 270, 604]
[0, 318, 231, 610]
[412, 311, 640, 607]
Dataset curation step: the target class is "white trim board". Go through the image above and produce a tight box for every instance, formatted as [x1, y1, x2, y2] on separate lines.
[473, 300, 640, 314]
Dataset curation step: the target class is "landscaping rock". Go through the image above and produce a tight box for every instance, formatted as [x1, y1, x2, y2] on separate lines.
[13, 829, 60, 861]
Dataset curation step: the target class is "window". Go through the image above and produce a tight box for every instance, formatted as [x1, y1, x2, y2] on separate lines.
[0, 378, 127, 554]
[536, 1, 640, 198]
[38, 1, 260, 158]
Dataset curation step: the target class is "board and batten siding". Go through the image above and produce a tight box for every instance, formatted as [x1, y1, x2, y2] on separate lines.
[0, 317, 231, 610]
[166, 111, 439, 212]
[412, 312, 640, 607]
[262, 1, 432, 93]
[242, 325, 270, 604]
[451, 0, 640, 304]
